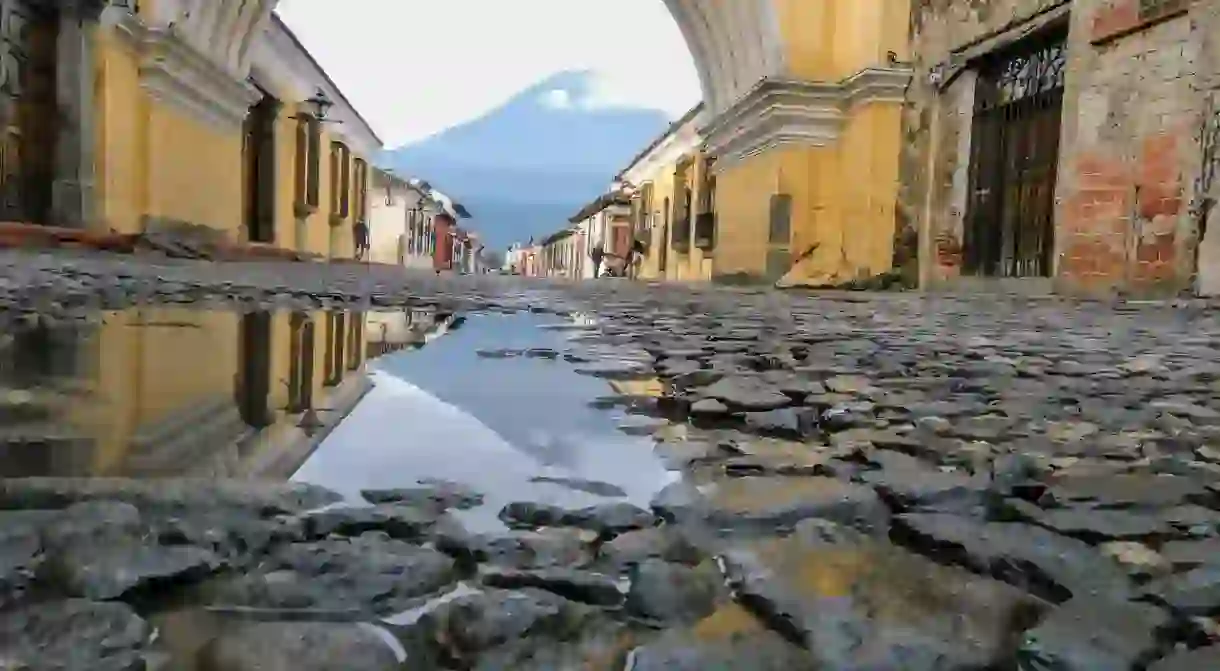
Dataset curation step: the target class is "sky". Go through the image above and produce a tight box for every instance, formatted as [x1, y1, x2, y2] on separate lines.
[275, 0, 701, 149]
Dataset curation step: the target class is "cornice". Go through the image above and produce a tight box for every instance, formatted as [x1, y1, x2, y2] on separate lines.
[107, 9, 260, 133]
[703, 66, 912, 171]
[622, 124, 702, 186]
[249, 17, 383, 158]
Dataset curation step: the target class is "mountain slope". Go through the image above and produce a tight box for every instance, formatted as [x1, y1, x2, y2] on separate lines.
[383, 70, 674, 249]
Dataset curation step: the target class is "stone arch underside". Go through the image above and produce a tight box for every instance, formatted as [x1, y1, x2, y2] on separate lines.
[149, 0, 783, 124]
[661, 0, 785, 119]
[145, 0, 277, 78]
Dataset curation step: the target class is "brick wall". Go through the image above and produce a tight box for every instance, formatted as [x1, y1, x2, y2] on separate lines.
[898, 0, 1070, 285]
[901, 0, 1215, 297]
[1056, 0, 1197, 296]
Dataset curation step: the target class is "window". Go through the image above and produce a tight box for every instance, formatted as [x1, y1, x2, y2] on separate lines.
[329, 142, 341, 216]
[354, 158, 367, 221]
[305, 116, 321, 208]
[340, 147, 351, 218]
[293, 118, 308, 210]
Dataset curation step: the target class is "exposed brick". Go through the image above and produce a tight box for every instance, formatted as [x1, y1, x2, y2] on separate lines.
[1090, 0, 1140, 43]
[1090, 0, 1188, 44]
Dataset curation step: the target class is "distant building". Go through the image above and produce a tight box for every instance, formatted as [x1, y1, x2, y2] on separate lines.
[368, 168, 438, 270]
[567, 190, 633, 278]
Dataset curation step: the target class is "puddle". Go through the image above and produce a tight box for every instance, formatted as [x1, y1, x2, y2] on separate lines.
[292, 311, 677, 533]
[0, 304, 681, 667]
[0, 305, 453, 480]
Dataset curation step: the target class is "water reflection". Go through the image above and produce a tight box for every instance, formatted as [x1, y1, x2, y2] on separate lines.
[0, 306, 437, 479]
[0, 305, 676, 534]
[293, 311, 677, 533]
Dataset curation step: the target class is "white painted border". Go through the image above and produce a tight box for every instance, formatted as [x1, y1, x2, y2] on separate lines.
[704, 67, 912, 171]
[248, 16, 382, 157]
[105, 8, 261, 133]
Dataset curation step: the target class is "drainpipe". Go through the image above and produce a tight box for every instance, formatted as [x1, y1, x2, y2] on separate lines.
[919, 92, 941, 289]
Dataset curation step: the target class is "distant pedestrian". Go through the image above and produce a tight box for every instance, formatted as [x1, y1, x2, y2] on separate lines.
[590, 244, 604, 279]
[626, 239, 645, 279]
[353, 220, 370, 260]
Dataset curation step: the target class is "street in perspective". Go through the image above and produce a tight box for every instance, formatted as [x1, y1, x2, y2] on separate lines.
[1, 1, 1220, 670]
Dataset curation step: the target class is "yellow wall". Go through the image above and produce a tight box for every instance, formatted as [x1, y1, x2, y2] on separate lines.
[96, 31, 243, 238]
[713, 103, 900, 286]
[704, 0, 906, 286]
[78, 26, 373, 476]
[71, 308, 239, 474]
[94, 32, 367, 262]
[656, 154, 713, 282]
[774, 0, 910, 80]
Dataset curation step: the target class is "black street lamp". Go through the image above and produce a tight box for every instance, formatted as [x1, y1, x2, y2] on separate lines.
[290, 88, 342, 125]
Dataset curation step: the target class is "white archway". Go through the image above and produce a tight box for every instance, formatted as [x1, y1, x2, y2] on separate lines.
[194, 0, 789, 123]
[661, 0, 785, 118]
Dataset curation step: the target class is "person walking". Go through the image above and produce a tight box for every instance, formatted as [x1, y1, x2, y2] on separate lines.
[590, 243, 604, 279]
[353, 219, 370, 261]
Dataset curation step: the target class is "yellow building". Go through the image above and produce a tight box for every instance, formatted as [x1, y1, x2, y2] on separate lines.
[618, 106, 716, 282]
[626, 0, 912, 287]
[0, 3, 383, 477]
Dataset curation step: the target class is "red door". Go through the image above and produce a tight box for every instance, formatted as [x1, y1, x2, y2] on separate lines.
[432, 214, 454, 270]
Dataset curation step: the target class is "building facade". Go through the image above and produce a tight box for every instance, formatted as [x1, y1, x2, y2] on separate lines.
[618, 106, 716, 281]
[899, 0, 1220, 297]
[540, 228, 582, 279]
[670, 0, 911, 287]
[0, 2, 385, 477]
[368, 168, 437, 270]
[568, 191, 634, 278]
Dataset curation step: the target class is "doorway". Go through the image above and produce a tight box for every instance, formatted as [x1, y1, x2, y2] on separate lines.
[659, 197, 670, 273]
[323, 312, 346, 386]
[243, 89, 279, 243]
[0, 1, 59, 225]
[963, 31, 1066, 278]
[236, 311, 273, 428]
[287, 312, 314, 413]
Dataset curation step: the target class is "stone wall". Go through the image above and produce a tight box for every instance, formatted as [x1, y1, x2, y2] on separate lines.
[1058, 0, 1198, 296]
[898, 0, 1218, 297]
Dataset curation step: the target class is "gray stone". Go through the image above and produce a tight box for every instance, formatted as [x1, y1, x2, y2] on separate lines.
[893, 513, 1131, 603]
[360, 478, 484, 510]
[197, 621, 401, 671]
[479, 566, 623, 606]
[625, 559, 726, 625]
[0, 599, 152, 671]
[1016, 597, 1169, 671]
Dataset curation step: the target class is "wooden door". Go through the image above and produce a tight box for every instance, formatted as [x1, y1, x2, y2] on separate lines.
[0, 1, 58, 224]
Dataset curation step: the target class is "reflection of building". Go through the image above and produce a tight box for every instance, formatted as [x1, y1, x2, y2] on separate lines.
[0, 5, 383, 477]
[365, 309, 456, 359]
[0, 305, 369, 478]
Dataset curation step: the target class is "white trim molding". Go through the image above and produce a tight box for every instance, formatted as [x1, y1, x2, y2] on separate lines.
[247, 15, 383, 158]
[105, 7, 261, 132]
[703, 67, 912, 171]
[663, 0, 785, 119]
[621, 113, 706, 186]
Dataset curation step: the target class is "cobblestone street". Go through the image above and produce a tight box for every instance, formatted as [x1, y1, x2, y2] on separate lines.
[3, 249, 1220, 669]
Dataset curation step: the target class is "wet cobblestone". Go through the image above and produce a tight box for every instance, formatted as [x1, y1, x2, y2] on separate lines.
[3, 250, 1220, 668]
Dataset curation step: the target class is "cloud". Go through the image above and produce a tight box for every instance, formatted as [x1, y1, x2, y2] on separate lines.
[540, 89, 573, 109]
